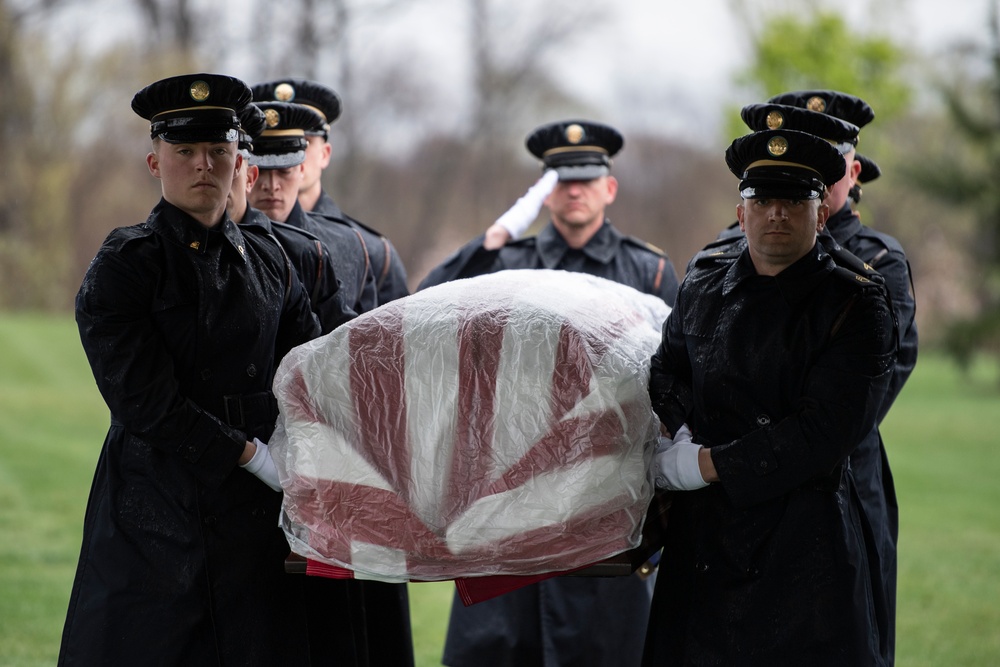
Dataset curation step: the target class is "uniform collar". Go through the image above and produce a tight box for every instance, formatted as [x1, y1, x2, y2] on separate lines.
[536, 219, 619, 268]
[239, 206, 275, 234]
[722, 242, 833, 305]
[313, 190, 344, 218]
[148, 198, 248, 262]
[824, 201, 863, 246]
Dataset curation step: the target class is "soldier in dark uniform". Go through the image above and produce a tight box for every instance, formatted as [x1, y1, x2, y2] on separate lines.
[229, 102, 355, 333]
[420, 119, 679, 307]
[423, 119, 679, 667]
[252, 78, 410, 304]
[247, 98, 414, 665]
[700, 93, 914, 664]
[59, 74, 322, 666]
[645, 129, 897, 665]
[248, 101, 379, 315]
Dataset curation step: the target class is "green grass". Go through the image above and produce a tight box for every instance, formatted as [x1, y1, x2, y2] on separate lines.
[1, 313, 998, 666]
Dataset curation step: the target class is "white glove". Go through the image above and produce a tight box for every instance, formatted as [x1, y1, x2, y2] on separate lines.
[240, 438, 282, 492]
[654, 424, 709, 491]
[493, 169, 559, 239]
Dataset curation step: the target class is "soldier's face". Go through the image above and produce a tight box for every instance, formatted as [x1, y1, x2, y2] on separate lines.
[302, 135, 332, 191]
[737, 196, 829, 276]
[147, 141, 240, 226]
[544, 176, 618, 230]
[249, 164, 304, 223]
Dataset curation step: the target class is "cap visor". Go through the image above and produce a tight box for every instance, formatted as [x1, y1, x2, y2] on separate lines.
[249, 150, 306, 169]
[159, 128, 239, 144]
[555, 164, 609, 181]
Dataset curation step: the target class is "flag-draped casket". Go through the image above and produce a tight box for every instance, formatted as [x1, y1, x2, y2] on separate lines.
[270, 269, 670, 582]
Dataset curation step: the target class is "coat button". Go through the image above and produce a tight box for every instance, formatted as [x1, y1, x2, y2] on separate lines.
[695, 561, 709, 573]
[756, 414, 770, 426]
[201, 368, 212, 381]
[758, 459, 769, 469]
[251, 507, 266, 518]
[246, 364, 257, 378]
[203, 515, 217, 526]
[746, 566, 760, 578]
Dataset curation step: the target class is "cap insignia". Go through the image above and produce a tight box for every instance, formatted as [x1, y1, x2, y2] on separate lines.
[189, 81, 211, 102]
[264, 108, 280, 128]
[767, 135, 789, 157]
[807, 95, 826, 113]
[565, 124, 585, 144]
[275, 83, 295, 102]
[766, 111, 784, 130]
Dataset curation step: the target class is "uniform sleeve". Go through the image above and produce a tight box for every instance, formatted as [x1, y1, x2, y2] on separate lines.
[871, 248, 917, 422]
[417, 234, 500, 290]
[308, 238, 358, 334]
[275, 254, 323, 362]
[75, 246, 246, 488]
[711, 288, 897, 509]
[655, 255, 680, 307]
[648, 286, 694, 434]
[376, 239, 411, 303]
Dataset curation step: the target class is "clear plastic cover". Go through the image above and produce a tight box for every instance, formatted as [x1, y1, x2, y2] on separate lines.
[271, 269, 670, 582]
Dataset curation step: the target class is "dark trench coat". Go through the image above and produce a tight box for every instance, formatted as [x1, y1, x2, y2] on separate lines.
[645, 243, 897, 666]
[59, 199, 321, 666]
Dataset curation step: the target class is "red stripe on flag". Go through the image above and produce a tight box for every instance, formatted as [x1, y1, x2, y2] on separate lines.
[442, 306, 508, 524]
[348, 304, 412, 499]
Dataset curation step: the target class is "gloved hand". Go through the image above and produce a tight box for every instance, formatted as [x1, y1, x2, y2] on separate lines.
[653, 424, 709, 491]
[491, 169, 559, 241]
[240, 438, 282, 492]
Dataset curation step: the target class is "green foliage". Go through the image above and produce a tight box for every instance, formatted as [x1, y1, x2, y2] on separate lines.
[725, 10, 911, 140]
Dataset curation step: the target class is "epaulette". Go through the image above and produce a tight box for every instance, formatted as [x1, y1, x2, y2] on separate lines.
[341, 212, 389, 240]
[104, 223, 155, 251]
[272, 219, 322, 243]
[830, 264, 882, 291]
[820, 237, 884, 285]
[623, 235, 666, 256]
[690, 236, 743, 269]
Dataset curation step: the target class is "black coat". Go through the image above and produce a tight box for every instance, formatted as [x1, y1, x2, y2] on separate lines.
[283, 201, 379, 314]
[645, 243, 897, 666]
[59, 200, 321, 666]
[419, 220, 679, 308]
[423, 220, 676, 667]
[241, 206, 356, 333]
[313, 190, 411, 304]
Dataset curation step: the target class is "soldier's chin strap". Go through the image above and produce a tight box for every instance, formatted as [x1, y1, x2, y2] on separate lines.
[493, 169, 559, 240]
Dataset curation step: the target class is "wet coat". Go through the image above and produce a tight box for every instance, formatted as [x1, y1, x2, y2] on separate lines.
[241, 205, 356, 333]
[419, 220, 680, 308]
[313, 190, 411, 304]
[283, 200, 379, 314]
[422, 220, 676, 667]
[645, 243, 897, 666]
[59, 199, 321, 666]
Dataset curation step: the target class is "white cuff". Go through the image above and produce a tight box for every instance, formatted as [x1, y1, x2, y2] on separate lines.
[240, 438, 282, 492]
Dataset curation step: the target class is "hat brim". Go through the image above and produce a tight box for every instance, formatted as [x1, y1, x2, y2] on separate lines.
[554, 164, 609, 181]
[249, 150, 306, 169]
[158, 128, 240, 144]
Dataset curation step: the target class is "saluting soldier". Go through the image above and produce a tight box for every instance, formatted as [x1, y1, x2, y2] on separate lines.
[422, 119, 679, 667]
[229, 102, 356, 333]
[253, 78, 411, 305]
[247, 101, 379, 315]
[59, 73, 322, 665]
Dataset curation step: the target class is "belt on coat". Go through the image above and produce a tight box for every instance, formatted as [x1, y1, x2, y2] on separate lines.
[108, 391, 274, 430]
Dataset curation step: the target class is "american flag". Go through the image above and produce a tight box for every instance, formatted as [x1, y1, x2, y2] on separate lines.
[271, 269, 669, 582]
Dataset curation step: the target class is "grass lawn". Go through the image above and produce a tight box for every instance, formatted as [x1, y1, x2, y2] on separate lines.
[1, 313, 998, 665]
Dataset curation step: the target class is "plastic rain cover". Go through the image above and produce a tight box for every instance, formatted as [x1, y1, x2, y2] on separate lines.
[270, 269, 670, 582]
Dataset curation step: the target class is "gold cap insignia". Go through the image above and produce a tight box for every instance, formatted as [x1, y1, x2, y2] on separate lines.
[767, 135, 789, 157]
[189, 81, 211, 102]
[189, 241, 201, 250]
[766, 111, 784, 130]
[565, 124, 585, 144]
[275, 83, 295, 102]
[264, 108, 280, 128]
[807, 95, 826, 113]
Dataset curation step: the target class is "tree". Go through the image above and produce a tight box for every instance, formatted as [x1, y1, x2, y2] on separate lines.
[724, 7, 911, 140]
[905, 1, 1000, 371]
